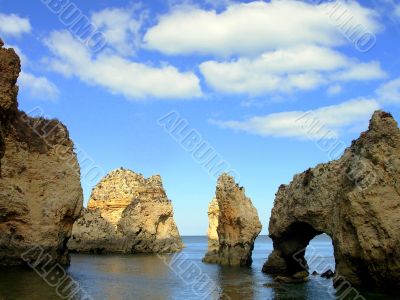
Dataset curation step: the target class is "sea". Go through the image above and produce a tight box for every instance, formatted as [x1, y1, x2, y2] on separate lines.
[0, 235, 397, 300]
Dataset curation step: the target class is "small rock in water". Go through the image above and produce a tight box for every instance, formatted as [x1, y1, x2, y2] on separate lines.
[321, 269, 335, 279]
[293, 271, 309, 280]
[274, 271, 309, 284]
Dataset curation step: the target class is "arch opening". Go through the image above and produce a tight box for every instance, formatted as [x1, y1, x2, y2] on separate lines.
[305, 234, 335, 276]
[263, 222, 336, 277]
[276, 222, 322, 274]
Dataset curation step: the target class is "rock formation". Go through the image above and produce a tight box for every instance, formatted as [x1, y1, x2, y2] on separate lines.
[68, 168, 183, 253]
[203, 174, 262, 266]
[0, 40, 83, 266]
[263, 111, 400, 291]
[206, 198, 219, 255]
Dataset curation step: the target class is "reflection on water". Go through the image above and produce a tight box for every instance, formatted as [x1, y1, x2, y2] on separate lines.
[216, 266, 257, 299]
[71, 254, 174, 300]
[0, 236, 397, 300]
[0, 266, 82, 300]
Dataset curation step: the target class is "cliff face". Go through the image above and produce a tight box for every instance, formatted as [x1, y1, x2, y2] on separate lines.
[0, 40, 83, 266]
[263, 111, 400, 291]
[68, 168, 183, 253]
[206, 198, 219, 254]
[203, 174, 262, 266]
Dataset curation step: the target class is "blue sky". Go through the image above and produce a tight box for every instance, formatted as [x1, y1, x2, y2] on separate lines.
[1, 0, 400, 235]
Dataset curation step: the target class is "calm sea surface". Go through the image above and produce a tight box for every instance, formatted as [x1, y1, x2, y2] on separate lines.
[0, 236, 396, 300]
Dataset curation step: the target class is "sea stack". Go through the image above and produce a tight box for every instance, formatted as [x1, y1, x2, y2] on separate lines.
[263, 111, 400, 291]
[203, 174, 262, 266]
[0, 41, 83, 266]
[68, 168, 183, 253]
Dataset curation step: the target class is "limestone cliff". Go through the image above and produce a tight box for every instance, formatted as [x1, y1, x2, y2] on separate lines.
[0, 40, 83, 266]
[263, 111, 400, 291]
[206, 198, 219, 255]
[68, 168, 183, 253]
[203, 174, 262, 266]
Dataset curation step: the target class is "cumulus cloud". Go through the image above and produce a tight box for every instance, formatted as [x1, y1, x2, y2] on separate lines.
[327, 84, 342, 96]
[44, 31, 201, 100]
[0, 13, 31, 37]
[144, 0, 381, 56]
[211, 99, 380, 140]
[199, 46, 386, 95]
[91, 6, 146, 56]
[376, 77, 400, 104]
[18, 71, 60, 101]
[144, 0, 385, 96]
[332, 61, 386, 81]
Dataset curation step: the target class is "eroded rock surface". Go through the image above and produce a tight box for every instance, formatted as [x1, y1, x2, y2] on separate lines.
[0, 41, 83, 266]
[203, 174, 262, 266]
[263, 111, 400, 291]
[206, 198, 219, 255]
[68, 168, 183, 253]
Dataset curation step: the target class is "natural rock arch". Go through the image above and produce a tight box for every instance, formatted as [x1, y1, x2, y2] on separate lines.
[263, 222, 328, 276]
[263, 111, 400, 291]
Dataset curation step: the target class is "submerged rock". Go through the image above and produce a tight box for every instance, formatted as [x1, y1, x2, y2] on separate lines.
[68, 168, 183, 253]
[275, 271, 309, 284]
[203, 174, 262, 266]
[0, 41, 83, 266]
[263, 111, 400, 291]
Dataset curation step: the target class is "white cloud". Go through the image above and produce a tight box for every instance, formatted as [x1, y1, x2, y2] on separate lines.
[211, 99, 380, 140]
[327, 84, 342, 96]
[18, 72, 60, 101]
[376, 77, 400, 104]
[91, 7, 146, 57]
[144, 0, 381, 56]
[0, 13, 31, 37]
[44, 31, 201, 100]
[144, 0, 385, 96]
[332, 61, 386, 81]
[199, 46, 386, 95]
